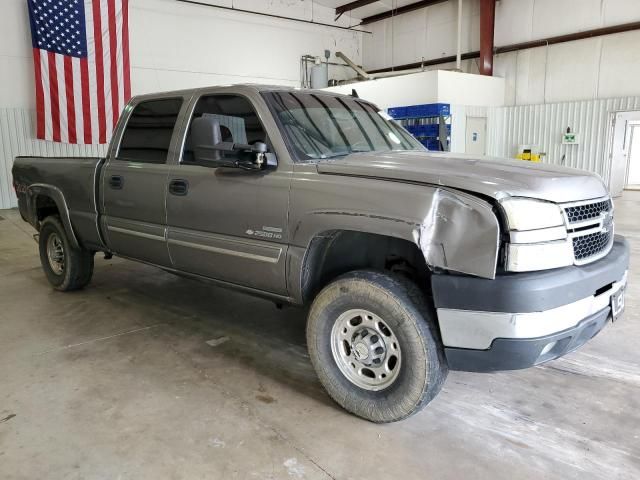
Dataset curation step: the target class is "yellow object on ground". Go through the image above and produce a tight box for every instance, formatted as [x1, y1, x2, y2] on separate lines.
[516, 144, 541, 162]
[516, 152, 541, 162]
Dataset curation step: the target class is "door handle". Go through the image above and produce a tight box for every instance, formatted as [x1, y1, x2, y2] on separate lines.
[169, 179, 189, 196]
[109, 175, 123, 189]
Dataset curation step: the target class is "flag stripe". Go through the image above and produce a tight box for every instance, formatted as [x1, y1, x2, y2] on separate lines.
[122, 0, 131, 104]
[85, 0, 100, 143]
[80, 57, 92, 144]
[101, 0, 113, 140]
[115, 2, 125, 116]
[56, 54, 68, 143]
[92, 0, 107, 144]
[47, 51, 61, 142]
[40, 50, 52, 141]
[72, 58, 84, 145]
[32, 48, 45, 140]
[64, 56, 77, 144]
[107, 0, 120, 127]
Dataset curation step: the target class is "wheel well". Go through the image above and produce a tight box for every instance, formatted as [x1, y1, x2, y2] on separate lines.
[34, 195, 60, 226]
[301, 230, 430, 303]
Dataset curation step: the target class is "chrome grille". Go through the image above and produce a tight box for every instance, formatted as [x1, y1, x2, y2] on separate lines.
[563, 197, 614, 264]
[565, 199, 612, 224]
[572, 229, 612, 261]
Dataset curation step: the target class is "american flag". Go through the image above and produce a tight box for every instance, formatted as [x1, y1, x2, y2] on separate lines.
[27, 0, 131, 144]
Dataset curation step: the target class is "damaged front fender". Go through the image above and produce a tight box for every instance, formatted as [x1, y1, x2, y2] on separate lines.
[414, 189, 500, 279]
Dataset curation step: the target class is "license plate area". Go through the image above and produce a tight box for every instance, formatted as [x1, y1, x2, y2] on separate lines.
[611, 286, 625, 322]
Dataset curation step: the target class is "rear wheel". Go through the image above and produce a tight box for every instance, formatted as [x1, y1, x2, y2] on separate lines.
[306, 270, 447, 423]
[39, 216, 94, 291]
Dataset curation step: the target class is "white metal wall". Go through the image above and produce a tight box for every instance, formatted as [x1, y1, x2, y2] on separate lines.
[363, 0, 640, 107]
[486, 96, 640, 186]
[0, 108, 108, 209]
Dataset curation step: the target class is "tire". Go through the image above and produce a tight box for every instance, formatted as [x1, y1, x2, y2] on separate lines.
[38, 216, 94, 291]
[306, 270, 447, 423]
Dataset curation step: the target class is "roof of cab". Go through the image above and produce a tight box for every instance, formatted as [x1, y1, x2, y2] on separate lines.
[128, 84, 363, 103]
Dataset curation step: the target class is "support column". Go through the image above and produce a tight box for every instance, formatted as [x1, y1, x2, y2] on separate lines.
[479, 0, 496, 76]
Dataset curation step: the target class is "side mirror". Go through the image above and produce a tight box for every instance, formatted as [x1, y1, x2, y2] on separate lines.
[191, 116, 276, 170]
[249, 142, 278, 170]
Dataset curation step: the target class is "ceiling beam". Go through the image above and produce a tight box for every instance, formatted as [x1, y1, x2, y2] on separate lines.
[368, 50, 480, 73]
[176, 0, 371, 33]
[361, 0, 448, 25]
[335, 0, 380, 17]
[367, 20, 640, 73]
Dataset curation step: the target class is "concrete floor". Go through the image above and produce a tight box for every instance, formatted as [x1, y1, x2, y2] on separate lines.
[1, 193, 639, 480]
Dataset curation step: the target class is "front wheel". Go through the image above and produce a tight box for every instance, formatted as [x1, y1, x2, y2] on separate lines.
[306, 270, 447, 423]
[38, 216, 94, 291]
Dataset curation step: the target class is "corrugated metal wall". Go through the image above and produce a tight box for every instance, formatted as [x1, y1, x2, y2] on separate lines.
[0, 108, 108, 209]
[486, 96, 640, 185]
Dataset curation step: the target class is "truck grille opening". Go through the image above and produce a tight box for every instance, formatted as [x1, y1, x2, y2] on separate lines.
[564, 198, 614, 264]
[564, 199, 612, 224]
[572, 229, 612, 261]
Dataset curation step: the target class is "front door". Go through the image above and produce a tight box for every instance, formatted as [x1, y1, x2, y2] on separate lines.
[165, 93, 291, 294]
[101, 97, 186, 266]
[626, 125, 640, 188]
[609, 111, 640, 196]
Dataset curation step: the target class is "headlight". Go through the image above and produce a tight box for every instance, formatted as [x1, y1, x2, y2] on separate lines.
[505, 241, 573, 272]
[500, 198, 564, 231]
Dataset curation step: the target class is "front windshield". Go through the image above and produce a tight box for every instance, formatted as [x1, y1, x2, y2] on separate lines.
[263, 91, 424, 161]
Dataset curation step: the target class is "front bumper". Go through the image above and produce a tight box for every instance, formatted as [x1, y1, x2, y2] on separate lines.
[432, 236, 629, 372]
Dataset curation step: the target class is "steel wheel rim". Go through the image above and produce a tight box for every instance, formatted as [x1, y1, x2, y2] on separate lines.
[46, 233, 65, 275]
[330, 309, 402, 391]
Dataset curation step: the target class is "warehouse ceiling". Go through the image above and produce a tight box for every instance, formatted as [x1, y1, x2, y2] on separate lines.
[314, 0, 433, 21]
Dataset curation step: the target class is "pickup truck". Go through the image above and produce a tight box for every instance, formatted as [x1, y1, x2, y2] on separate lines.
[12, 85, 629, 423]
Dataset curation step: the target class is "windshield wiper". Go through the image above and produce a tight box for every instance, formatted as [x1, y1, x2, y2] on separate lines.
[319, 149, 371, 159]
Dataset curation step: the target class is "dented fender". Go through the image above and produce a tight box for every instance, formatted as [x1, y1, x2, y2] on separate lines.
[413, 189, 500, 279]
[290, 162, 502, 281]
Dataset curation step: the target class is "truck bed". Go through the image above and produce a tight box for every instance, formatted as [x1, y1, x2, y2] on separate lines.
[12, 156, 106, 251]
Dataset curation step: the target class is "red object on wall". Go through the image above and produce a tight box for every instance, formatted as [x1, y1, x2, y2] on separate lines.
[479, 0, 496, 76]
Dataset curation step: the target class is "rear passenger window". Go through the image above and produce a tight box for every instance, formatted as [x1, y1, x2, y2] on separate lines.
[117, 98, 183, 164]
[182, 94, 267, 163]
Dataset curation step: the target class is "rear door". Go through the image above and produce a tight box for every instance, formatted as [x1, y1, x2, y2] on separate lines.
[165, 92, 291, 294]
[101, 96, 187, 266]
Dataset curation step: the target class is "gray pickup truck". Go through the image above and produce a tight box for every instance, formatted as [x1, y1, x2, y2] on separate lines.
[12, 85, 629, 422]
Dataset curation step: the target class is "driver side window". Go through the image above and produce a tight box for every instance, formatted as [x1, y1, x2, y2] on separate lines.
[182, 94, 267, 163]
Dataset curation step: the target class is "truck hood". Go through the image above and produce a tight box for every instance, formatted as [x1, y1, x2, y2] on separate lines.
[316, 151, 608, 203]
